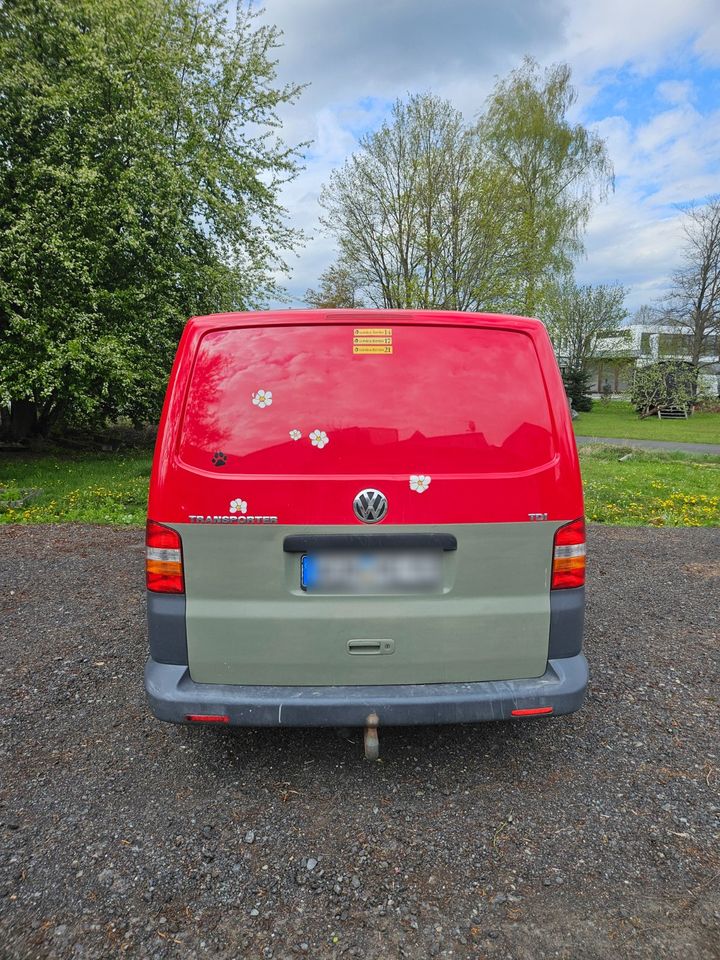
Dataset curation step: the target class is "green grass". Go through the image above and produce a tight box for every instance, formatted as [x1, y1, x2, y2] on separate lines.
[579, 445, 720, 526]
[573, 400, 720, 444]
[0, 452, 152, 525]
[1, 447, 718, 528]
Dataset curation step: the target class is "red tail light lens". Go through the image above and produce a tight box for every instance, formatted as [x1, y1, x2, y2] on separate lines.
[511, 706, 554, 717]
[185, 714, 229, 724]
[146, 520, 184, 593]
[551, 518, 586, 590]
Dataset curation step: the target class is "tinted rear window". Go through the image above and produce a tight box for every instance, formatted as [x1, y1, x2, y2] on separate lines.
[178, 324, 554, 474]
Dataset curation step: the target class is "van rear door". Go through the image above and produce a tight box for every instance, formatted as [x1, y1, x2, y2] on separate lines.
[170, 317, 574, 686]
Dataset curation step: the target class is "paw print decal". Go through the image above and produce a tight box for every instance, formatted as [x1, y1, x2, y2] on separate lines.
[211, 451, 227, 467]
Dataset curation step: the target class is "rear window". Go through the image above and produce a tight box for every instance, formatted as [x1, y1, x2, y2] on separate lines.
[178, 324, 554, 474]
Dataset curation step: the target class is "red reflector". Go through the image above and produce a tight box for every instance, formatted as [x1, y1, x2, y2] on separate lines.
[185, 714, 230, 724]
[511, 706, 554, 717]
[551, 518, 586, 590]
[146, 520, 184, 594]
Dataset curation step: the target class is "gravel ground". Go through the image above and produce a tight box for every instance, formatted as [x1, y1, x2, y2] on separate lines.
[1, 523, 719, 960]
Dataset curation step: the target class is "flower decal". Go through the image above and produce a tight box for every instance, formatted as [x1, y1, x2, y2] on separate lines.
[289, 429, 302, 441]
[409, 474, 431, 494]
[229, 498, 248, 515]
[309, 429, 329, 449]
[211, 451, 227, 467]
[252, 389, 273, 409]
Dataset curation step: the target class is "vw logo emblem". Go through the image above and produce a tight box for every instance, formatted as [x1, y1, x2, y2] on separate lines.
[353, 488, 388, 524]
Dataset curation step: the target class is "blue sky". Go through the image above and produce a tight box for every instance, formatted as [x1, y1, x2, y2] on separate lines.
[261, 0, 720, 315]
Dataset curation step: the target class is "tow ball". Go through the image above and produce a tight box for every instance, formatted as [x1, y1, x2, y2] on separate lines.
[363, 712, 380, 761]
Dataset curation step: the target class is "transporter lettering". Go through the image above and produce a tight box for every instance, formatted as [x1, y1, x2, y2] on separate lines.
[188, 515, 278, 524]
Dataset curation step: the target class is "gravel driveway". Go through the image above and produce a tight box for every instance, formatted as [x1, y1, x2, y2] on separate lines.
[1, 524, 719, 960]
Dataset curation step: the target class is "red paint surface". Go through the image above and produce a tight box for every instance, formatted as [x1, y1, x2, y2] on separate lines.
[148, 310, 583, 525]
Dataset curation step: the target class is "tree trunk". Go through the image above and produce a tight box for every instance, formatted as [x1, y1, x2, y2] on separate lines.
[0, 399, 58, 441]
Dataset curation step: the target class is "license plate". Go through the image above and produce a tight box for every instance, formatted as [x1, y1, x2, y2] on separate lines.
[300, 551, 443, 594]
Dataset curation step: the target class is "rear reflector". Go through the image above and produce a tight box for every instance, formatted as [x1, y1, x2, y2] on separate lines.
[185, 714, 230, 724]
[511, 706, 554, 716]
[146, 520, 184, 593]
[551, 518, 586, 590]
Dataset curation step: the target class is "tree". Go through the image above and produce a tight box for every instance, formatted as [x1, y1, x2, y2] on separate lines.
[478, 58, 614, 316]
[544, 277, 628, 373]
[0, 0, 303, 440]
[319, 94, 515, 311]
[305, 261, 365, 309]
[543, 278, 628, 411]
[661, 198, 720, 379]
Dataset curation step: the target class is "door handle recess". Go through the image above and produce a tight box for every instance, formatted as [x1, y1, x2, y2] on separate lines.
[347, 639, 394, 656]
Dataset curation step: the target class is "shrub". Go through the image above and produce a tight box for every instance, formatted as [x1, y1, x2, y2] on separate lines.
[563, 369, 593, 412]
[631, 361, 696, 415]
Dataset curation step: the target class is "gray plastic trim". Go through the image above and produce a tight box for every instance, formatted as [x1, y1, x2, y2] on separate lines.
[144, 653, 588, 727]
[548, 586, 585, 659]
[147, 591, 188, 665]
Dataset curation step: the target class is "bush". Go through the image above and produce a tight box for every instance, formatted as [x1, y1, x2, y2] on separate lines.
[631, 361, 697, 415]
[563, 369, 593, 412]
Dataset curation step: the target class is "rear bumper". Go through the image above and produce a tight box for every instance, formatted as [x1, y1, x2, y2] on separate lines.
[144, 653, 588, 727]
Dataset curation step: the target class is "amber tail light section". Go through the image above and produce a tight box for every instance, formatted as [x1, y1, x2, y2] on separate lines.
[146, 520, 184, 594]
[551, 518, 586, 590]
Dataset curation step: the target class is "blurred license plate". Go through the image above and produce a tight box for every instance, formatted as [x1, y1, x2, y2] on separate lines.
[301, 551, 442, 594]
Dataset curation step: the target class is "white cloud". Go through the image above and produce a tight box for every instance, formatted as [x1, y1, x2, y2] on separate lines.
[656, 80, 695, 105]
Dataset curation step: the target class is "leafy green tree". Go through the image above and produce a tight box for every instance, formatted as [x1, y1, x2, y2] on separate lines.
[0, 0, 303, 440]
[319, 94, 515, 311]
[478, 58, 614, 316]
[305, 260, 365, 308]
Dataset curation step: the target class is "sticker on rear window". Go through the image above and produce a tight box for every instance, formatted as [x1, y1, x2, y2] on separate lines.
[353, 328, 393, 355]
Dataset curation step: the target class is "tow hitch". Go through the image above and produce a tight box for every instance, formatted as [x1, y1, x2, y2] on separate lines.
[363, 712, 380, 761]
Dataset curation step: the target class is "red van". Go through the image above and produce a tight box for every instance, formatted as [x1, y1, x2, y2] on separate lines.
[145, 310, 587, 756]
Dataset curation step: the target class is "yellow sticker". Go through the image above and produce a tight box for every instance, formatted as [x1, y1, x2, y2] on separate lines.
[353, 328, 392, 336]
[353, 344, 393, 355]
[353, 336, 393, 345]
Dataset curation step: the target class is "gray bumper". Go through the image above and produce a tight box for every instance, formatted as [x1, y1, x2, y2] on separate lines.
[144, 653, 588, 727]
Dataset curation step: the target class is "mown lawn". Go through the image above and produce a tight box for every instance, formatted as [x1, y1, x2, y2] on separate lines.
[573, 400, 719, 444]
[1, 447, 718, 528]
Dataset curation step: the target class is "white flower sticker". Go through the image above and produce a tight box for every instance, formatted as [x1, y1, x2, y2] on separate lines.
[309, 429, 329, 449]
[289, 429, 302, 441]
[252, 389, 273, 408]
[229, 498, 248, 514]
[409, 474, 431, 494]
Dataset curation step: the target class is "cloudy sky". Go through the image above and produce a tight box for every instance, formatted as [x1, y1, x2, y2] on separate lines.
[259, 0, 720, 314]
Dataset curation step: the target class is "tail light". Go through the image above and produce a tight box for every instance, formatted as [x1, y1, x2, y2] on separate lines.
[511, 706, 553, 717]
[185, 714, 229, 724]
[551, 518, 586, 590]
[146, 520, 184, 593]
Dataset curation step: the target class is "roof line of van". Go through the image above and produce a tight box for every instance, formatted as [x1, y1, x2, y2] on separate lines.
[186, 309, 544, 332]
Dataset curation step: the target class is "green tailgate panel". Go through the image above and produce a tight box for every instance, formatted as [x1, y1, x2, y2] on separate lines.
[178, 523, 561, 686]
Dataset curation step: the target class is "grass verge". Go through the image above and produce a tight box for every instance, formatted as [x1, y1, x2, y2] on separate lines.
[579, 445, 720, 526]
[573, 400, 719, 445]
[0, 452, 152, 525]
[0, 447, 718, 528]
